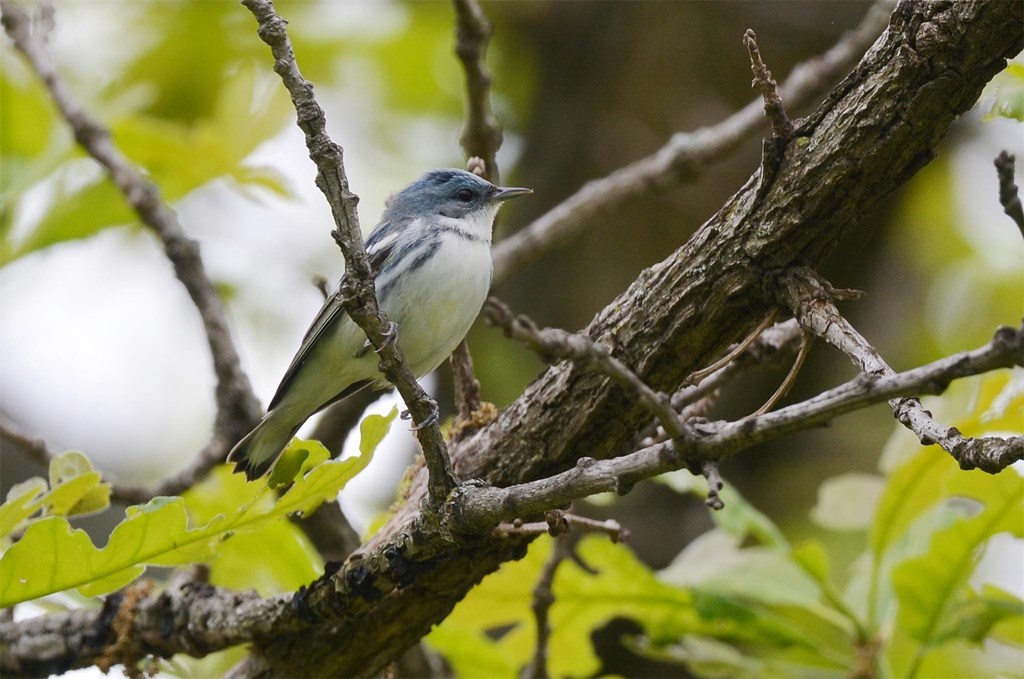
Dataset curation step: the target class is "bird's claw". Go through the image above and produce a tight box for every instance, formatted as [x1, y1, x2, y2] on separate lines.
[401, 402, 440, 431]
[374, 321, 400, 354]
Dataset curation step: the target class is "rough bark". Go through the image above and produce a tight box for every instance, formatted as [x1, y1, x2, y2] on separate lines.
[240, 2, 1022, 676]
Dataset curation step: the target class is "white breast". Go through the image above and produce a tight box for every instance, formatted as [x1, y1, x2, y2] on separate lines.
[382, 230, 492, 377]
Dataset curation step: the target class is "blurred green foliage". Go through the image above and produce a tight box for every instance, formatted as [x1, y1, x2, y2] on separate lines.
[982, 61, 1024, 122]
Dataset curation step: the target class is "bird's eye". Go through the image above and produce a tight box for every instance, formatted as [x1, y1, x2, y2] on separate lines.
[455, 188, 474, 203]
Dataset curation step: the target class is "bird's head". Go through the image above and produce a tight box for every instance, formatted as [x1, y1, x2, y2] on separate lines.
[383, 169, 531, 225]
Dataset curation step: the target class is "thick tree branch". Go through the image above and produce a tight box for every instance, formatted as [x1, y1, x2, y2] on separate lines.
[240, 0, 456, 506]
[4, 324, 1018, 677]
[490, 0, 891, 284]
[0, 0, 262, 496]
[775, 267, 1024, 473]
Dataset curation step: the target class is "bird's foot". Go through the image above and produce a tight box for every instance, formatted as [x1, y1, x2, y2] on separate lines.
[374, 321, 400, 353]
[401, 401, 440, 431]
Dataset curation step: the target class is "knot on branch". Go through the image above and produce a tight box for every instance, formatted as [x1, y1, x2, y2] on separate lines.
[992, 323, 1024, 363]
[955, 435, 1024, 473]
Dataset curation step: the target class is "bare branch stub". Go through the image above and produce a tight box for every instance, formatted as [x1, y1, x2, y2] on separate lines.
[743, 28, 795, 202]
[702, 461, 725, 510]
[994, 151, 1024, 235]
[744, 28, 795, 139]
[242, 0, 456, 504]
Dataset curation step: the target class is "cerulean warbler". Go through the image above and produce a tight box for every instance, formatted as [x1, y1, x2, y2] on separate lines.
[228, 168, 531, 479]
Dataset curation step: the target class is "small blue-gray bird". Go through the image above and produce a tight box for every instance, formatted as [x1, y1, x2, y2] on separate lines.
[228, 169, 531, 479]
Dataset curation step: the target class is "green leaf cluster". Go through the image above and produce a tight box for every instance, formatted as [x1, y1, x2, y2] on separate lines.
[0, 451, 111, 540]
[428, 372, 1023, 678]
[0, 407, 396, 608]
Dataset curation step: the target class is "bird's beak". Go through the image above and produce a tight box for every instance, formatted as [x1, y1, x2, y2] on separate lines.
[491, 186, 533, 202]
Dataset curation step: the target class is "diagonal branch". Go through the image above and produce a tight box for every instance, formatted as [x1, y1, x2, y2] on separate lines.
[775, 267, 1024, 473]
[240, 0, 456, 506]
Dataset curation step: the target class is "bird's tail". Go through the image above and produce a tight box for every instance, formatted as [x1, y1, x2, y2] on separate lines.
[226, 413, 298, 481]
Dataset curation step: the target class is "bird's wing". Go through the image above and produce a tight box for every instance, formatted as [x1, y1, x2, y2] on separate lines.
[266, 221, 401, 412]
[366, 221, 400, 275]
[267, 293, 348, 411]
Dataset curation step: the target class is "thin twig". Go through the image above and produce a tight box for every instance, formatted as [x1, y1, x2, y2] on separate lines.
[994, 151, 1024, 236]
[521, 536, 572, 679]
[752, 330, 812, 416]
[484, 297, 686, 439]
[1, 0, 262, 493]
[484, 295, 738, 506]
[674, 318, 803, 411]
[493, 513, 628, 541]
[453, 0, 502, 184]
[685, 311, 778, 387]
[490, 1, 890, 283]
[776, 267, 1024, 473]
[451, 0, 503, 432]
[241, 0, 456, 506]
[635, 320, 803, 452]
